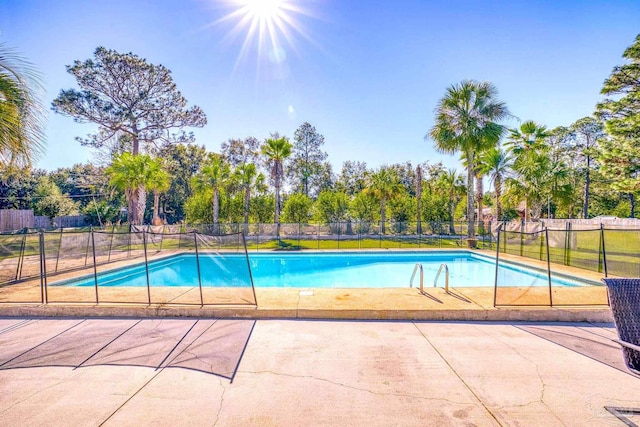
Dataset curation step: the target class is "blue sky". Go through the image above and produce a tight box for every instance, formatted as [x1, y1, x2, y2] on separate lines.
[2, 0, 639, 173]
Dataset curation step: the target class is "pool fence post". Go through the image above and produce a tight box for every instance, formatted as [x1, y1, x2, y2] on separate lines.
[108, 226, 115, 262]
[600, 223, 608, 277]
[39, 229, 48, 304]
[337, 222, 341, 249]
[55, 227, 63, 273]
[142, 231, 151, 305]
[256, 223, 260, 252]
[91, 230, 99, 304]
[298, 222, 301, 249]
[16, 232, 27, 281]
[545, 227, 553, 307]
[488, 221, 492, 249]
[519, 220, 524, 257]
[539, 228, 544, 261]
[241, 233, 258, 306]
[564, 222, 571, 266]
[159, 225, 165, 252]
[493, 223, 502, 307]
[127, 225, 132, 259]
[84, 226, 92, 267]
[193, 231, 203, 306]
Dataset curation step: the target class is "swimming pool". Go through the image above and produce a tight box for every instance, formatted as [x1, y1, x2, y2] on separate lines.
[54, 251, 597, 289]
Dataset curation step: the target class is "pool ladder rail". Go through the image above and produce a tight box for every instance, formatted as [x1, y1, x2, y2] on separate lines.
[410, 263, 449, 295]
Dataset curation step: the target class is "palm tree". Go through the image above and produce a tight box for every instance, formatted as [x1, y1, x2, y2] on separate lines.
[428, 80, 509, 238]
[261, 136, 292, 234]
[106, 152, 164, 224]
[478, 147, 511, 221]
[193, 155, 230, 228]
[506, 121, 549, 156]
[148, 160, 171, 225]
[367, 166, 401, 234]
[437, 169, 465, 234]
[506, 121, 549, 221]
[234, 163, 258, 231]
[0, 43, 46, 167]
[504, 151, 554, 221]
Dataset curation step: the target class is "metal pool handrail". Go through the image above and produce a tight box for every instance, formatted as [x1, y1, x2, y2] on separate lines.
[434, 263, 449, 294]
[410, 263, 424, 293]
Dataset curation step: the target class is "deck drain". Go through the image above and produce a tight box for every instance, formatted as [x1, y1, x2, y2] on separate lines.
[299, 290, 314, 296]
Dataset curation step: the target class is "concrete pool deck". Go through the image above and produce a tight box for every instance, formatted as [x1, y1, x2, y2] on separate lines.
[0, 249, 612, 322]
[0, 286, 612, 322]
[1, 317, 638, 426]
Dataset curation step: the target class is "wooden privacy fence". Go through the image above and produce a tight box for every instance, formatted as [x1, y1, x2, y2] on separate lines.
[0, 210, 34, 232]
[0, 210, 89, 232]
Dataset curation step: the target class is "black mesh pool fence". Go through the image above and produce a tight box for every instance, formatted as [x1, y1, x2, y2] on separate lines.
[0, 229, 256, 306]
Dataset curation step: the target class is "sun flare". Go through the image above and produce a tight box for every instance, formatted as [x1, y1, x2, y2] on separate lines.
[213, 0, 316, 74]
[242, 0, 284, 20]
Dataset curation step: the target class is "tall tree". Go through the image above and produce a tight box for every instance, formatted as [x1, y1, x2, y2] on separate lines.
[234, 163, 261, 228]
[569, 117, 605, 218]
[478, 147, 511, 221]
[160, 143, 207, 223]
[221, 136, 260, 167]
[506, 121, 549, 221]
[0, 43, 46, 167]
[428, 80, 509, 237]
[290, 122, 327, 197]
[148, 161, 171, 224]
[596, 34, 640, 142]
[599, 137, 640, 217]
[367, 166, 401, 234]
[192, 155, 230, 226]
[336, 161, 368, 195]
[106, 153, 164, 224]
[52, 47, 206, 221]
[596, 34, 640, 217]
[437, 169, 465, 234]
[33, 176, 79, 220]
[261, 136, 292, 234]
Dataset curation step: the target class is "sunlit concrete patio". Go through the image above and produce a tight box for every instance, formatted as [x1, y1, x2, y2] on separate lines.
[1, 317, 638, 426]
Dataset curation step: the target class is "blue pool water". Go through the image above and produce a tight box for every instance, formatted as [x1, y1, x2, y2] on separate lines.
[55, 251, 596, 289]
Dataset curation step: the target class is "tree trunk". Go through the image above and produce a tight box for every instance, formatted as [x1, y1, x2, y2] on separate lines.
[244, 186, 251, 234]
[213, 187, 219, 225]
[583, 156, 591, 219]
[630, 193, 636, 218]
[133, 186, 146, 225]
[275, 177, 281, 236]
[466, 155, 475, 238]
[416, 166, 422, 235]
[126, 189, 135, 224]
[380, 199, 386, 234]
[475, 170, 483, 235]
[130, 131, 142, 224]
[495, 176, 502, 221]
[153, 190, 160, 221]
[449, 197, 456, 235]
